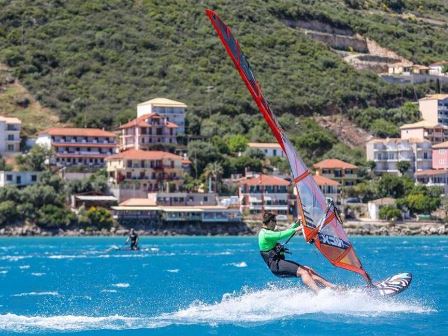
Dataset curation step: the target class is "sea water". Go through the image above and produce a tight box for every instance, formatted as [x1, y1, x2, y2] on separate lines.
[0, 236, 445, 335]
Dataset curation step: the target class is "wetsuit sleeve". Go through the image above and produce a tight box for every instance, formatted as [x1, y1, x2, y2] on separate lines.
[263, 227, 296, 242]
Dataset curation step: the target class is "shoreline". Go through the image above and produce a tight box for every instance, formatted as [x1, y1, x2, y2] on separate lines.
[0, 220, 446, 237]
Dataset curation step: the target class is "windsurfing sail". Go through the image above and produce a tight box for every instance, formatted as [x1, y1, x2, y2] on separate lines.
[206, 9, 372, 284]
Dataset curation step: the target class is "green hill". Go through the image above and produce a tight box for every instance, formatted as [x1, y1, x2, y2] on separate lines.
[0, 0, 446, 143]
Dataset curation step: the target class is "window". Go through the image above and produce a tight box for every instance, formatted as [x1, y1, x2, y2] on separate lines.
[7, 134, 14, 141]
[6, 174, 12, 181]
[7, 145, 14, 151]
[31, 175, 37, 182]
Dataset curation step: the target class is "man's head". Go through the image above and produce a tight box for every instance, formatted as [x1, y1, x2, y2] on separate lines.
[130, 228, 135, 234]
[262, 212, 277, 230]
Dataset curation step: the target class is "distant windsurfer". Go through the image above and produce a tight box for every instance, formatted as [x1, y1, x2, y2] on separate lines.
[126, 228, 139, 251]
[259, 212, 337, 294]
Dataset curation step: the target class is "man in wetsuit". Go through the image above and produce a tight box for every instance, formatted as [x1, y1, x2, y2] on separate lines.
[127, 228, 139, 250]
[259, 212, 337, 294]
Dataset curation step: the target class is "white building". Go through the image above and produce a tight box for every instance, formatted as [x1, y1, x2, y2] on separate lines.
[367, 197, 396, 220]
[238, 174, 290, 217]
[419, 94, 448, 126]
[0, 116, 21, 154]
[137, 98, 187, 134]
[36, 128, 117, 168]
[415, 169, 448, 194]
[0, 171, 40, 187]
[429, 62, 448, 76]
[366, 138, 432, 175]
[247, 143, 285, 158]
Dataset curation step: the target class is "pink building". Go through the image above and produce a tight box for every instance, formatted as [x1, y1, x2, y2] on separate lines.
[432, 141, 448, 170]
[118, 113, 178, 151]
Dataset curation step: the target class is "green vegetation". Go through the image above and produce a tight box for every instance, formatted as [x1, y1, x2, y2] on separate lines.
[379, 204, 402, 220]
[0, 170, 114, 230]
[0, 0, 445, 136]
[346, 174, 442, 216]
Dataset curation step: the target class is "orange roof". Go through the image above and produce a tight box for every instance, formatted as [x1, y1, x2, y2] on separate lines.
[41, 128, 115, 137]
[239, 174, 289, 186]
[105, 149, 184, 161]
[312, 175, 339, 186]
[433, 141, 448, 149]
[313, 159, 357, 170]
[415, 169, 448, 177]
[119, 113, 178, 129]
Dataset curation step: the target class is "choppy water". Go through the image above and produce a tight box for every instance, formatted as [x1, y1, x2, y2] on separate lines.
[0, 236, 445, 335]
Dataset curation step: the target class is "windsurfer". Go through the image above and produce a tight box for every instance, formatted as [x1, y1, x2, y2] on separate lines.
[259, 212, 337, 294]
[126, 228, 139, 251]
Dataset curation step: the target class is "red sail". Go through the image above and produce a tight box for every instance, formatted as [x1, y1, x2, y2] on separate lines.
[206, 9, 372, 284]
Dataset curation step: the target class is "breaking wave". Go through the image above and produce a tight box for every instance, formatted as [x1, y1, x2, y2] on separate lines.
[0, 286, 433, 333]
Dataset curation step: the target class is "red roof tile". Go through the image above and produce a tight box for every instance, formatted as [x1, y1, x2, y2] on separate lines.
[105, 149, 184, 161]
[415, 169, 448, 177]
[41, 128, 115, 137]
[312, 175, 340, 186]
[313, 159, 358, 170]
[119, 113, 178, 129]
[239, 174, 290, 186]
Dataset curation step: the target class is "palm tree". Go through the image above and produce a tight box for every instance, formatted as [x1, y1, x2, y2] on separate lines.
[203, 162, 223, 193]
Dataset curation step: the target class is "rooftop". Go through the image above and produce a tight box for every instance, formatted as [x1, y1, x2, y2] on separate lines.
[415, 169, 448, 177]
[248, 142, 282, 149]
[138, 98, 187, 108]
[419, 94, 448, 101]
[400, 120, 447, 130]
[312, 175, 339, 186]
[313, 159, 357, 170]
[119, 113, 178, 129]
[105, 149, 185, 161]
[238, 174, 290, 187]
[0, 116, 21, 124]
[369, 197, 395, 205]
[40, 128, 115, 137]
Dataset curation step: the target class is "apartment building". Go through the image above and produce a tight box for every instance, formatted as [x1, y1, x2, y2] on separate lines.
[400, 121, 448, 144]
[312, 175, 340, 204]
[415, 169, 448, 194]
[419, 94, 448, 126]
[36, 128, 116, 168]
[137, 98, 187, 134]
[238, 174, 290, 216]
[106, 149, 186, 202]
[366, 138, 432, 174]
[118, 113, 178, 151]
[0, 116, 21, 154]
[313, 159, 359, 186]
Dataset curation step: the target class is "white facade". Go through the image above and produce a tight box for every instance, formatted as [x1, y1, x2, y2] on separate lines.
[247, 143, 285, 158]
[0, 116, 21, 154]
[137, 98, 187, 134]
[0, 171, 40, 187]
[366, 138, 432, 175]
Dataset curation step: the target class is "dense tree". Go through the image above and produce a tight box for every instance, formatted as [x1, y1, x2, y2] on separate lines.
[397, 161, 411, 176]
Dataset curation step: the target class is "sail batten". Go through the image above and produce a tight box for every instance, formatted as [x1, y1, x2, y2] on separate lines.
[206, 9, 372, 284]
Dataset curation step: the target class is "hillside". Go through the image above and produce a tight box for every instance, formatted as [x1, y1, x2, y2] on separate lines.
[0, 0, 446, 157]
[0, 64, 65, 136]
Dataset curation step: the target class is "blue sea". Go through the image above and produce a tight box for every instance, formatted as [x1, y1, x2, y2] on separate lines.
[0, 236, 445, 335]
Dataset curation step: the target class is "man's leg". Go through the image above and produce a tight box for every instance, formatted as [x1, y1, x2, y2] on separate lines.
[296, 267, 321, 294]
[301, 266, 337, 289]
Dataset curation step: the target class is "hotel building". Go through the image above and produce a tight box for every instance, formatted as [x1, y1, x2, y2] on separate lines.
[137, 98, 187, 134]
[0, 116, 21, 154]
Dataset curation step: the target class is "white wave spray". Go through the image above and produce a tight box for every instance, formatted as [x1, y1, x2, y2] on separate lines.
[0, 285, 434, 332]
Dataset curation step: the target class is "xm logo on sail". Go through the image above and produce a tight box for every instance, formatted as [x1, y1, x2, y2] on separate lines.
[318, 233, 350, 249]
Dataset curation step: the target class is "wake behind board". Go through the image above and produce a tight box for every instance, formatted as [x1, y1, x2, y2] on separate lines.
[372, 272, 412, 296]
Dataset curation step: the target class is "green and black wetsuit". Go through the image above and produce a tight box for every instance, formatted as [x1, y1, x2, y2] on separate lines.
[259, 222, 301, 278]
